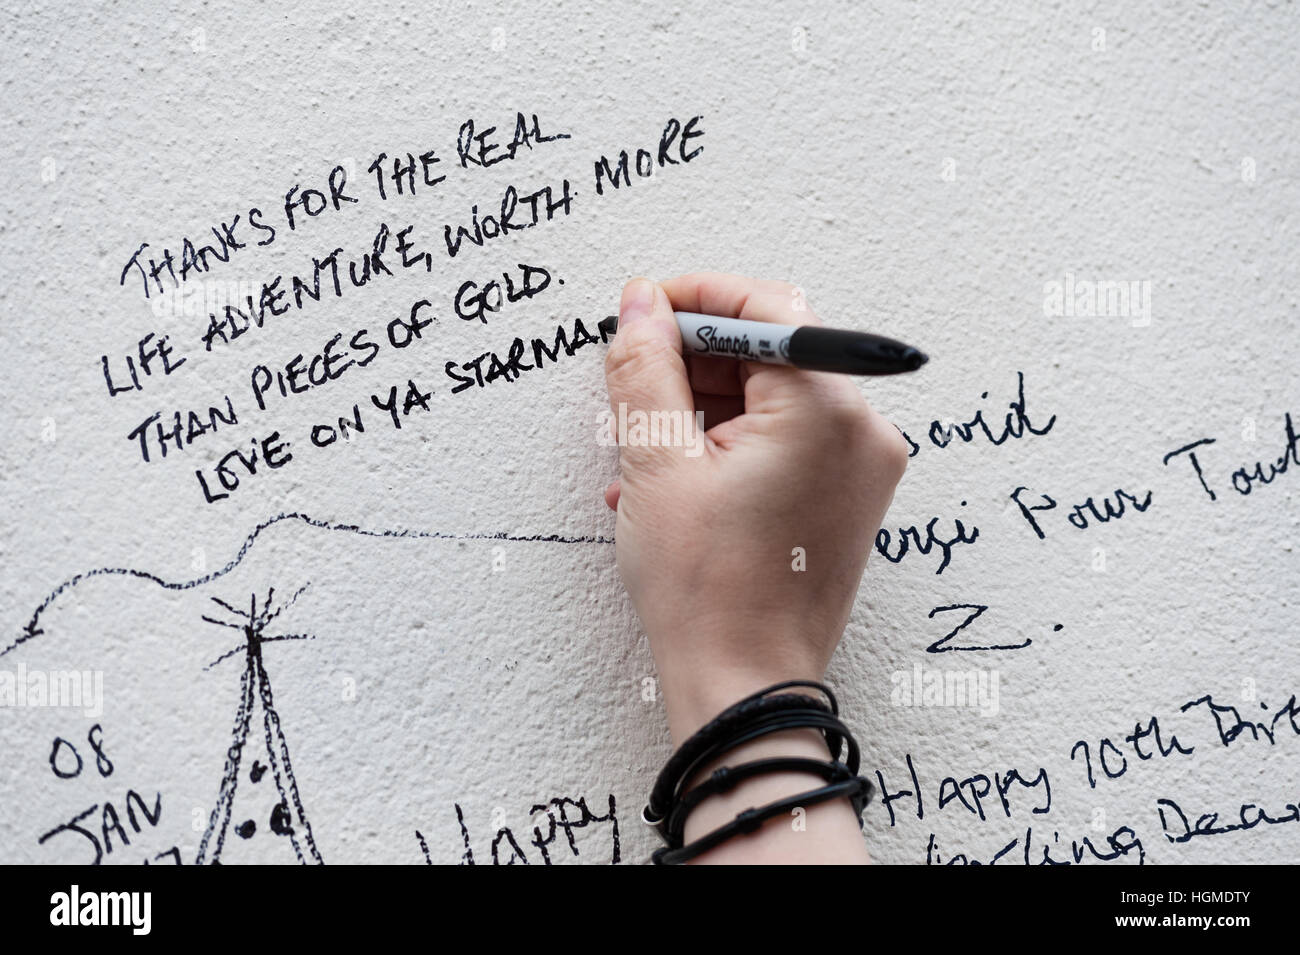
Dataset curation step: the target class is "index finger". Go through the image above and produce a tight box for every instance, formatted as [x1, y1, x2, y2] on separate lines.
[660, 272, 822, 328]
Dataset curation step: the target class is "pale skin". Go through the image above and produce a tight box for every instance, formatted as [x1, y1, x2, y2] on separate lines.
[602, 272, 910, 864]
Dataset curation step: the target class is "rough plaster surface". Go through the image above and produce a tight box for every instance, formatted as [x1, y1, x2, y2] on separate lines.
[1, 1, 1297, 864]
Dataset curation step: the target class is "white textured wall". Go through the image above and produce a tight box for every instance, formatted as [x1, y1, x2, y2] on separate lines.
[2, 0, 1297, 864]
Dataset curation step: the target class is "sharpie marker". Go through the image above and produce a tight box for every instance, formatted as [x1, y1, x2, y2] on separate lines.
[597, 312, 928, 375]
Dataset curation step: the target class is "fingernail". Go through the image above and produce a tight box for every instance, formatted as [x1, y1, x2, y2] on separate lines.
[620, 278, 655, 325]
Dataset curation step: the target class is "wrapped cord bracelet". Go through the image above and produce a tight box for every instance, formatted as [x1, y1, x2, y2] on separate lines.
[644, 680, 840, 826]
[664, 756, 857, 845]
[644, 681, 875, 864]
[651, 776, 873, 865]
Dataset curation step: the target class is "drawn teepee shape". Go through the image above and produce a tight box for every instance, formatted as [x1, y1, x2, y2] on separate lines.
[196, 589, 322, 865]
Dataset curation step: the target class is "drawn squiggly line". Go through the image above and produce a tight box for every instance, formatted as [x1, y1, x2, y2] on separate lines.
[8, 511, 613, 658]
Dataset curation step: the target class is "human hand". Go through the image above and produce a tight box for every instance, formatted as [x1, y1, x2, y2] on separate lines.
[602, 272, 910, 745]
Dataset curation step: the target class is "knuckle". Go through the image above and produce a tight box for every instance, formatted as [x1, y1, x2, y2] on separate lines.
[604, 334, 675, 384]
[823, 391, 874, 431]
[880, 424, 912, 478]
[828, 398, 909, 477]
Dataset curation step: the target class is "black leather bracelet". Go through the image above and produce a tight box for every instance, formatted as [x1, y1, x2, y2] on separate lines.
[644, 686, 837, 825]
[666, 708, 861, 815]
[665, 757, 856, 845]
[645, 680, 876, 862]
[651, 776, 874, 865]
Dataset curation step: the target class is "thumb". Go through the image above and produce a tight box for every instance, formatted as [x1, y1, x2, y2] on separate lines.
[604, 278, 696, 468]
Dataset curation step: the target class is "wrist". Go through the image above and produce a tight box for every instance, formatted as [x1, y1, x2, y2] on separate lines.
[659, 665, 828, 746]
[649, 673, 872, 865]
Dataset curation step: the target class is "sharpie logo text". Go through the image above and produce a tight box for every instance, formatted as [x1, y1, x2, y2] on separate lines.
[694, 325, 755, 358]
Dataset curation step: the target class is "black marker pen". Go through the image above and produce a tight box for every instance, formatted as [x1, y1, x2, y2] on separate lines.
[598, 311, 928, 375]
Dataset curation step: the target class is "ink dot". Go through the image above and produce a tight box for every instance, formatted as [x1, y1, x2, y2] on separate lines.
[1053, 624, 1064, 631]
[236, 819, 256, 839]
[981, 392, 988, 399]
[557, 278, 565, 285]
[960, 500, 967, 507]
[270, 801, 295, 836]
